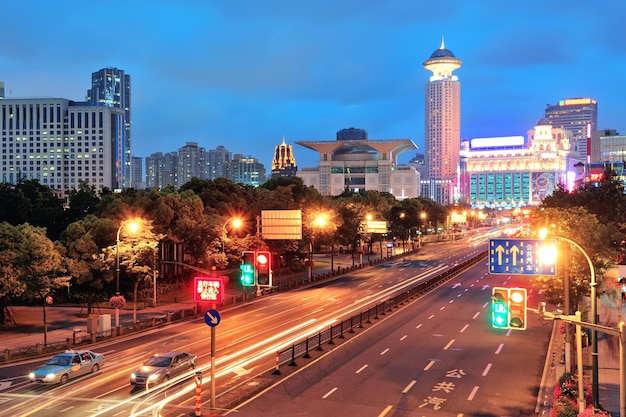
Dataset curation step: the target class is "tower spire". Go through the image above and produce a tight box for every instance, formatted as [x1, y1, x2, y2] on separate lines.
[440, 35, 445, 50]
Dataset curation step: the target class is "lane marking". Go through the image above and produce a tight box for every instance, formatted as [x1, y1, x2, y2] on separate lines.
[416, 323, 422, 329]
[356, 364, 368, 374]
[472, 311, 480, 319]
[482, 363, 492, 376]
[322, 387, 337, 399]
[467, 385, 479, 400]
[495, 343, 504, 354]
[460, 324, 469, 333]
[443, 339, 455, 350]
[380, 348, 390, 355]
[402, 380, 417, 394]
[378, 405, 393, 417]
[400, 335, 407, 341]
[424, 360, 437, 370]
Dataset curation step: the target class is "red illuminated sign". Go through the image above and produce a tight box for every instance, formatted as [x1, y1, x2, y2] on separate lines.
[194, 277, 223, 303]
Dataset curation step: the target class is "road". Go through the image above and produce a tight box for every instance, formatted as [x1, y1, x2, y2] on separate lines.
[0, 231, 549, 416]
[227, 253, 552, 416]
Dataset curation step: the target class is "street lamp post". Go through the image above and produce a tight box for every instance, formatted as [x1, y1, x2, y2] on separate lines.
[220, 217, 242, 253]
[308, 214, 327, 283]
[115, 219, 139, 329]
[542, 230, 599, 409]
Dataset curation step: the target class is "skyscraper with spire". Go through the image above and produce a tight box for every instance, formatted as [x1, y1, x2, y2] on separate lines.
[271, 137, 298, 178]
[86, 67, 131, 189]
[423, 38, 462, 205]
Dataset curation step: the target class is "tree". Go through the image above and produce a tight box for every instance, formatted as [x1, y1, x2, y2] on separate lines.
[59, 215, 111, 313]
[0, 222, 28, 325]
[528, 207, 620, 311]
[15, 223, 71, 343]
[102, 220, 164, 324]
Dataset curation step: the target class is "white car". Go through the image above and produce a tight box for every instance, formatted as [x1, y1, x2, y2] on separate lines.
[29, 350, 104, 384]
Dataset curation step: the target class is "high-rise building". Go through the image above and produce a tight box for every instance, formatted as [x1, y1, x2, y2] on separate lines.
[145, 151, 178, 189]
[423, 38, 462, 205]
[545, 98, 597, 162]
[232, 154, 266, 186]
[207, 145, 232, 180]
[86, 67, 131, 189]
[0, 97, 122, 201]
[130, 156, 144, 189]
[177, 142, 207, 187]
[271, 138, 297, 178]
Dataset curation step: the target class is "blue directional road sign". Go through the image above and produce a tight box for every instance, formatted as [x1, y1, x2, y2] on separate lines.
[489, 238, 556, 276]
[204, 309, 221, 327]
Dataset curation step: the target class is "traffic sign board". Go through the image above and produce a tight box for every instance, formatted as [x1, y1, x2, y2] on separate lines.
[194, 277, 224, 303]
[204, 309, 221, 327]
[489, 238, 556, 276]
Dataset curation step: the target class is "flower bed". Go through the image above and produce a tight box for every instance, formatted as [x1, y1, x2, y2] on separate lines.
[552, 372, 610, 417]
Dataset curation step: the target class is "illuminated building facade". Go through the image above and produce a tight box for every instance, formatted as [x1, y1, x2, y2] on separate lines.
[460, 118, 571, 208]
[0, 97, 121, 201]
[422, 38, 462, 205]
[232, 154, 266, 187]
[87, 67, 132, 189]
[296, 128, 419, 199]
[545, 98, 597, 162]
[271, 137, 297, 178]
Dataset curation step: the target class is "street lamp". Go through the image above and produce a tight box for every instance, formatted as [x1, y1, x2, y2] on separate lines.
[540, 228, 599, 408]
[308, 214, 327, 282]
[221, 217, 242, 253]
[115, 219, 140, 329]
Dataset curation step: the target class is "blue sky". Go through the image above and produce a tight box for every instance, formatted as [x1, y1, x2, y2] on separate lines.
[1, 0, 624, 170]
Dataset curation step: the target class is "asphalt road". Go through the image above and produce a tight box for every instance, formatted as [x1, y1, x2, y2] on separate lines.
[227, 255, 552, 416]
[0, 236, 516, 417]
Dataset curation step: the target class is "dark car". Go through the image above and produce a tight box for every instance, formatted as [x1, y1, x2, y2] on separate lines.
[29, 350, 104, 384]
[130, 352, 196, 386]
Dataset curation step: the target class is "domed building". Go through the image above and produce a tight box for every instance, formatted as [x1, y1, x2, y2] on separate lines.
[296, 128, 419, 198]
[422, 38, 462, 205]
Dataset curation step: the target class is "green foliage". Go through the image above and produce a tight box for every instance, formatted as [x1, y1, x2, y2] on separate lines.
[529, 207, 620, 310]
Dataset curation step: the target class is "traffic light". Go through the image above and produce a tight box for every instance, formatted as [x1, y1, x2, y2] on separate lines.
[240, 251, 256, 286]
[491, 287, 509, 329]
[508, 288, 527, 330]
[255, 251, 272, 287]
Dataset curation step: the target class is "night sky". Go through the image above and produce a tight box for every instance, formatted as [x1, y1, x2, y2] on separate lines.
[2, 0, 624, 169]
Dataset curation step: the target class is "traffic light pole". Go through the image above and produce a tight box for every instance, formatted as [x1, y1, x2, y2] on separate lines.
[533, 306, 626, 416]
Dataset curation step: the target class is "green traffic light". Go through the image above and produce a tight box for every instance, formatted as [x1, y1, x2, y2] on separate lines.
[491, 287, 510, 329]
[240, 263, 255, 286]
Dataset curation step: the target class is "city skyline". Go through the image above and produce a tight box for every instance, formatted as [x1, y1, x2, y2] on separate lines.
[1, 0, 624, 171]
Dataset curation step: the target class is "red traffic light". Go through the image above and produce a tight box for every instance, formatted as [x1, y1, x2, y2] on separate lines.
[256, 253, 269, 265]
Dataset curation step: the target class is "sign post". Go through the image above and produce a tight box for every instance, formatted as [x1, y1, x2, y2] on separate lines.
[204, 309, 221, 412]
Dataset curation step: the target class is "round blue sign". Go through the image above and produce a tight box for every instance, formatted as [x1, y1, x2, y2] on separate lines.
[204, 309, 221, 327]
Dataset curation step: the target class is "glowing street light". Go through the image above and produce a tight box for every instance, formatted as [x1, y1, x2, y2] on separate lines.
[221, 217, 242, 253]
[539, 227, 599, 408]
[115, 219, 140, 329]
[308, 213, 328, 282]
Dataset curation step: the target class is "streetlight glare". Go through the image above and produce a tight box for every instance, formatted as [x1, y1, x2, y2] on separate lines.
[538, 228, 548, 239]
[126, 221, 140, 234]
[314, 214, 327, 227]
[538, 244, 557, 266]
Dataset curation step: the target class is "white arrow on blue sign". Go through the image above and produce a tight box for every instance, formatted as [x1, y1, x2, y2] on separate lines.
[204, 309, 221, 327]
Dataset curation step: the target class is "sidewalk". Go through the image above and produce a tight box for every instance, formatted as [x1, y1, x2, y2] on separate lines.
[1, 300, 197, 352]
[541, 297, 623, 416]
